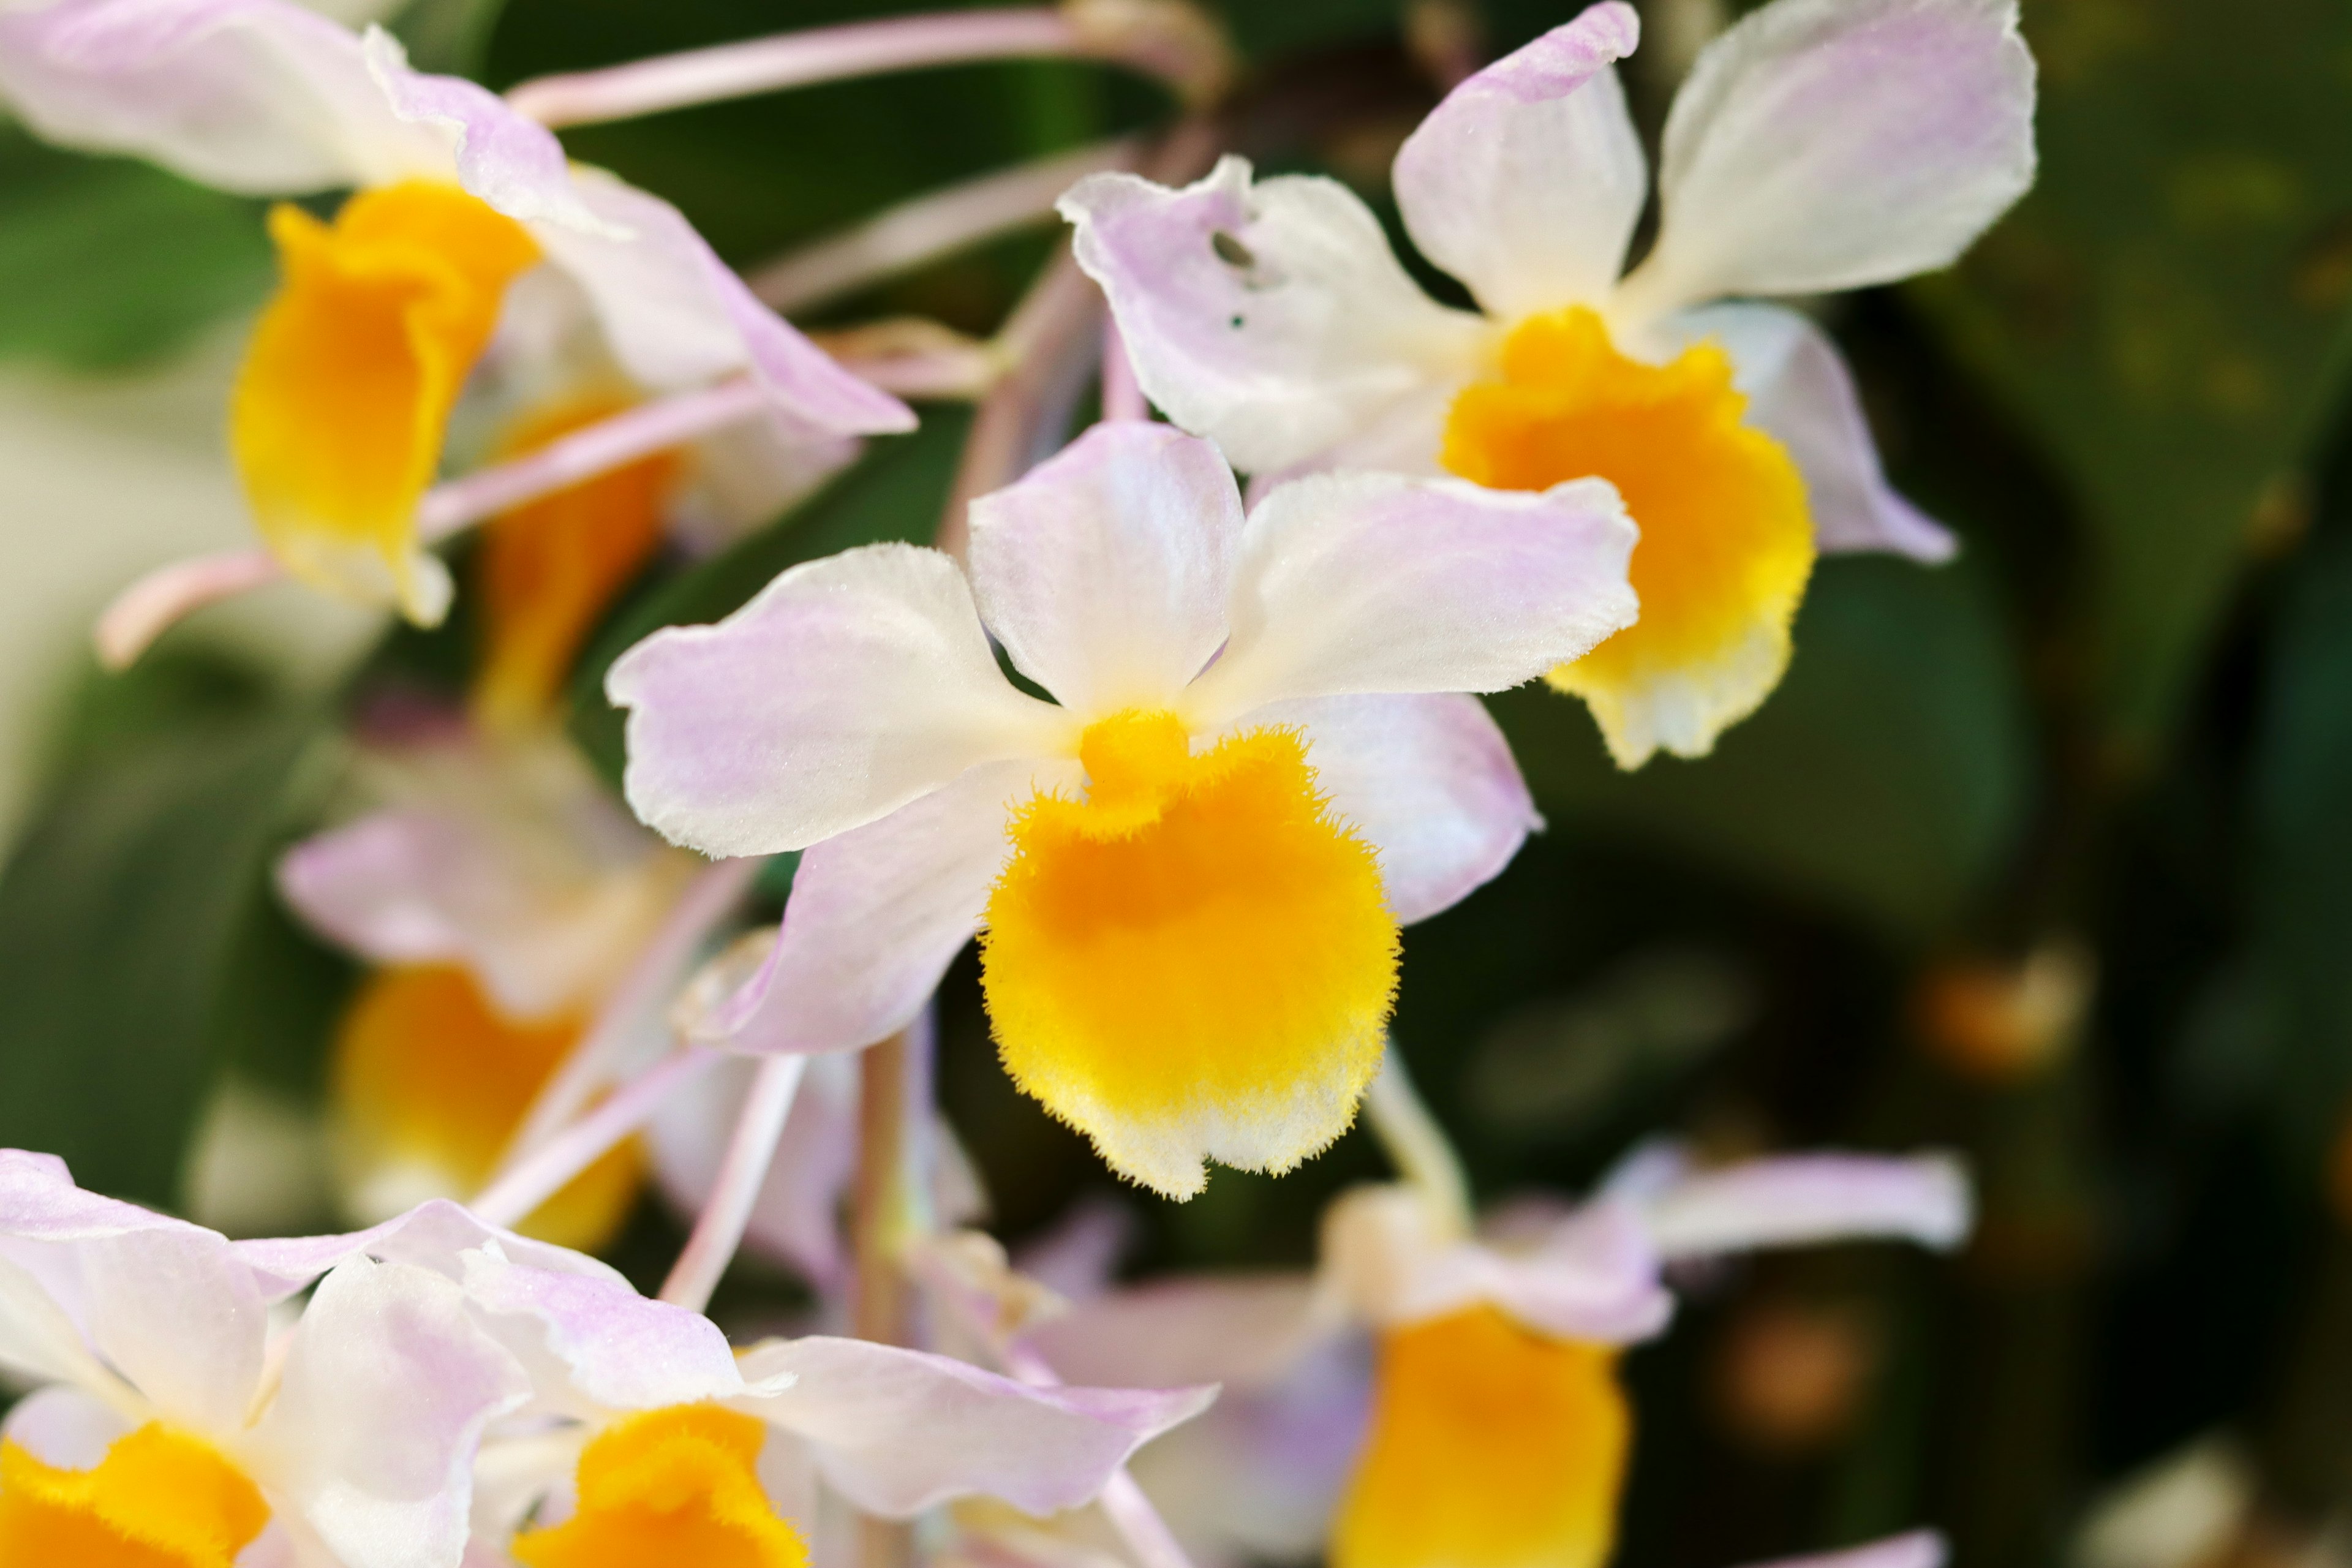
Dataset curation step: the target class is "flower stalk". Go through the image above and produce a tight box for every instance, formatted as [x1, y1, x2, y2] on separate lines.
[660, 1054, 807, 1310]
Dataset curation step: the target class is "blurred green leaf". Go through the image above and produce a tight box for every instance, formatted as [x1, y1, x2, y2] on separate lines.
[390, 0, 510, 75]
[1915, 0, 2352, 753]
[0, 129, 271, 370]
[0, 648, 335, 1204]
[566, 406, 974, 782]
[1497, 556, 2032, 940]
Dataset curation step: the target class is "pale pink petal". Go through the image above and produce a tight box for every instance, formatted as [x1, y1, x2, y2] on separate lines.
[0, 0, 447, 194]
[1183, 471, 1637, 723]
[694, 757, 1071, 1053]
[967, 423, 1240, 715]
[735, 1335, 1215, 1517]
[0, 1384, 130, 1469]
[1061, 157, 1485, 475]
[531, 170, 913, 437]
[1658, 301, 1954, 562]
[649, 1052, 860, 1288]
[1639, 1152, 1973, 1259]
[1627, 0, 2035, 315]
[1238, 693, 1538, 926]
[455, 1250, 750, 1415]
[233, 1198, 624, 1301]
[1392, 3, 1646, 318]
[361, 27, 601, 232]
[1738, 1531, 1948, 1568]
[245, 1256, 529, 1568]
[1027, 1273, 1329, 1392]
[608, 546, 1069, 858]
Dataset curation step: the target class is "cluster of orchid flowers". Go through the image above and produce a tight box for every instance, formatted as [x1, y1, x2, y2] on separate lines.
[0, 0, 2038, 1562]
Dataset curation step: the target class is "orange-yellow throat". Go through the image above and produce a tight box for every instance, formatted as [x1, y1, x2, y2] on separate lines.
[513, 1405, 808, 1568]
[982, 710, 1397, 1198]
[0, 1424, 270, 1568]
[1444, 306, 1812, 767]
[1333, 1306, 1632, 1568]
[232, 179, 540, 624]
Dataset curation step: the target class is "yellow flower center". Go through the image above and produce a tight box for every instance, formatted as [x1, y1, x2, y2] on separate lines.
[511, 1405, 808, 1568]
[1442, 307, 1814, 767]
[473, 393, 680, 731]
[332, 964, 640, 1251]
[0, 1423, 270, 1568]
[1333, 1306, 1630, 1568]
[231, 179, 542, 624]
[982, 710, 1398, 1197]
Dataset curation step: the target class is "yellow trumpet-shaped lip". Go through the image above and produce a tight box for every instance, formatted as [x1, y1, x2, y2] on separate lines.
[1332, 1305, 1632, 1568]
[231, 179, 542, 626]
[511, 1404, 807, 1568]
[1443, 306, 1814, 769]
[982, 709, 1398, 1200]
[0, 1423, 270, 1568]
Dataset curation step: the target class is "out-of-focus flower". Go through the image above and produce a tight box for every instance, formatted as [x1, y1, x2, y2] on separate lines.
[0, 0, 908, 625]
[1064, 0, 2035, 766]
[231, 1200, 1216, 1566]
[0, 1151, 529, 1568]
[1030, 1147, 1970, 1568]
[278, 719, 701, 1249]
[608, 420, 1637, 1197]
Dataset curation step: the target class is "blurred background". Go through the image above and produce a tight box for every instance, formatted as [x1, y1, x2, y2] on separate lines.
[2, 1, 2350, 1566]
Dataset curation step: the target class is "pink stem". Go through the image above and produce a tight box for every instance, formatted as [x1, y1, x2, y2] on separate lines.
[417, 379, 769, 542]
[470, 1046, 718, 1229]
[1101, 315, 1147, 423]
[507, 9, 1080, 129]
[659, 1054, 807, 1310]
[1005, 1346, 1196, 1568]
[94, 548, 285, 671]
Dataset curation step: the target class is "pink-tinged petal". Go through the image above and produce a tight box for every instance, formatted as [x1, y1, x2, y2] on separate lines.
[736, 1335, 1215, 1517]
[1627, 0, 2035, 315]
[456, 1250, 750, 1415]
[233, 1198, 624, 1301]
[0, 1149, 265, 1434]
[1061, 157, 1485, 476]
[0, 1384, 130, 1469]
[1184, 471, 1637, 722]
[1027, 1273, 1330, 1392]
[1392, 3, 1646, 318]
[1659, 302, 1954, 562]
[967, 423, 1240, 714]
[649, 1052, 861, 1288]
[1242, 693, 1539, 926]
[609, 545, 1069, 858]
[1738, 1531, 1948, 1568]
[244, 1256, 529, 1568]
[360, 28, 603, 233]
[692, 757, 1069, 1054]
[531, 170, 913, 437]
[0, 0, 447, 193]
[1640, 1152, 1973, 1259]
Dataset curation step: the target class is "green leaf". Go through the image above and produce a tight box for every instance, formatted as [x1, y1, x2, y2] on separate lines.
[1913, 0, 2352, 753]
[565, 406, 974, 783]
[0, 648, 336, 1204]
[0, 129, 272, 371]
[1496, 556, 2032, 941]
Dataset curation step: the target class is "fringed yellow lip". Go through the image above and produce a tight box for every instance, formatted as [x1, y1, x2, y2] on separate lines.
[512, 1405, 808, 1568]
[1444, 307, 1814, 769]
[0, 1423, 270, 1568]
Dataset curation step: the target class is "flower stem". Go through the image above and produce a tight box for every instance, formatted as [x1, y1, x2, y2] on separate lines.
[94, 548, 285, 671]
[660, 1054, 807, 1311]
[472, 1045, 718, 1229]
[851, 1011, 937, 1568]
[1363, 1046, 1473, 1237]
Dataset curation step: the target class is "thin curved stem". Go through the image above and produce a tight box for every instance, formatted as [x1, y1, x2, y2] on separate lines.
[470, 1046, 718, 1229]
[94, 548, 285, 671]
[1363, 1046, 1474, 1237]
[660, 1054, 807, 1311]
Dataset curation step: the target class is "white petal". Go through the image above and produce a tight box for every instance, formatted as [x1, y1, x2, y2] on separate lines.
[1027, 1273, 1332, 1392]
[1658, 301, 1954, 561]
[608, 545, 1069, 858]
[1393, 3, 1646, 318]
[456, 1250, 750, 1415]
[649, 1052, 861, 1288]
[233, 1198, 625, 1301]
[693, 756, 1070, 1054]
[1061, 156, 1485, 475]
[1238, 693, 1538, 925]
[0, 0, 448, 194]
[244, 1256, 529, 1568]
[0, 1384, 131, 1468]
[1640, 1152, 1973, 1259]
[1628, 0, 2035, 315]
[967, 423, 1240, 715]
[1184, 471, 1637, 722]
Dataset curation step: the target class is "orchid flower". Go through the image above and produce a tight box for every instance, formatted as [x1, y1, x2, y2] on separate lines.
[229, 1201, 1215, 1566]
[0, 0, 910, 628]
[0, 1151, 530, 1568]
[1062, 0, 2036, 766]
[1030, 1146, 1971, 1568]
[607, 420, 1637, 1197]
